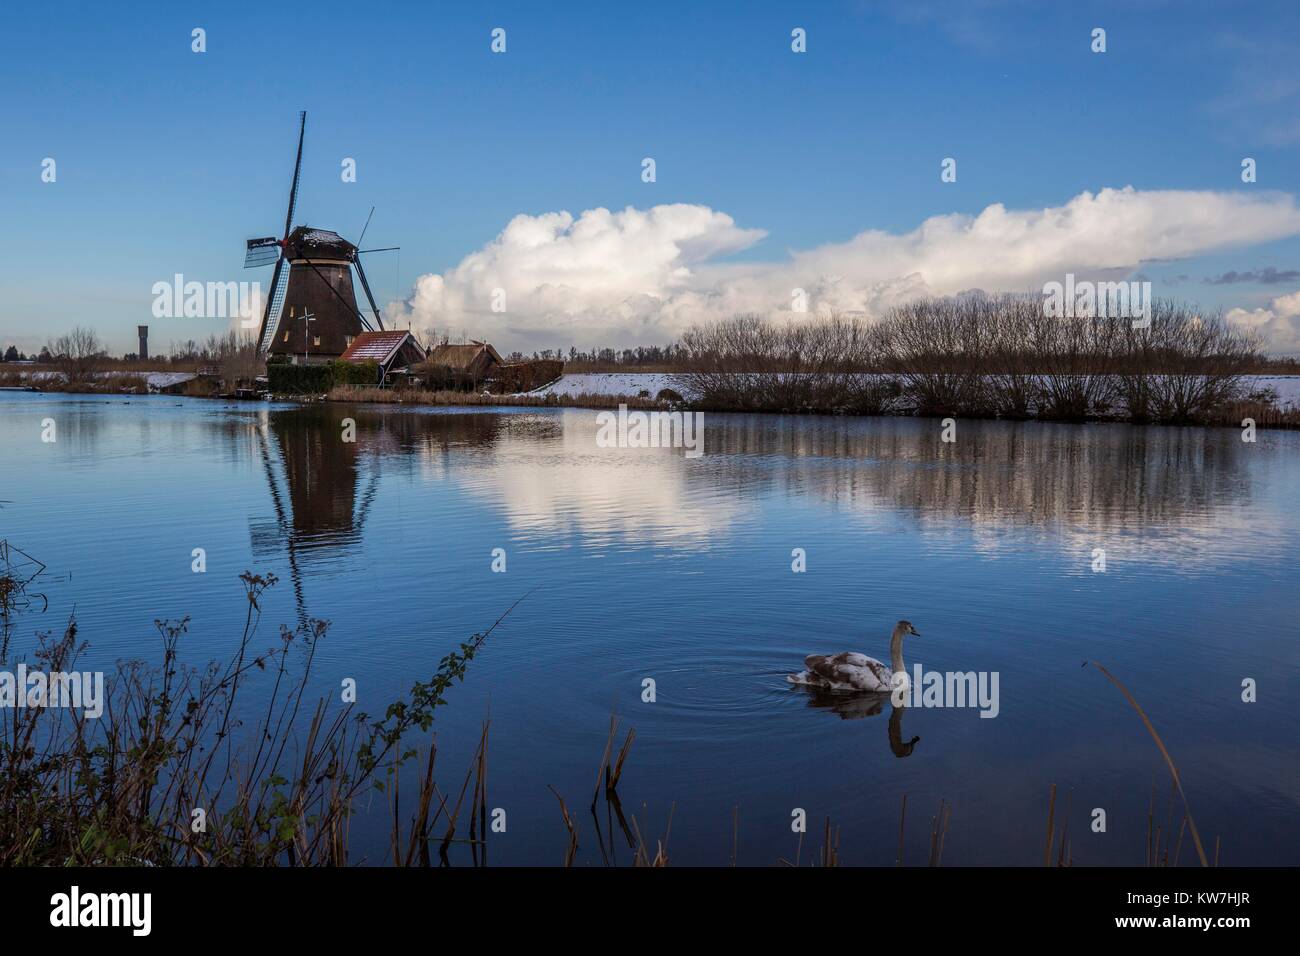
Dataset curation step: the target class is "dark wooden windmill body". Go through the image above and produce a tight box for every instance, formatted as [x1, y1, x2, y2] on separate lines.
[246, 112, 396, 363]
[268, 227, 364, 360]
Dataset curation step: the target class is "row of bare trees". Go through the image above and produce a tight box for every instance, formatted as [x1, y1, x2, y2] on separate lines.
[677, 296, 1263, 423]
[34, 327, 263, 386]
[679, 313, 896, 413]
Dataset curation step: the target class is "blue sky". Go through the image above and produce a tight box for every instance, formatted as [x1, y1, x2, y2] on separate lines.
[3, 0, 1300, 354]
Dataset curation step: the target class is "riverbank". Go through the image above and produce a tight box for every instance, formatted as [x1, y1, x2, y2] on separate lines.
[329, 372, 1300, 428]
[0, 368, 199, 394]
[322, 384, 663, 409]
[11, 366, 1300, 427]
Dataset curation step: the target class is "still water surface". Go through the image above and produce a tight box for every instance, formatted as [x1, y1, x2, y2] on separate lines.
[2, 392, 1297, 865]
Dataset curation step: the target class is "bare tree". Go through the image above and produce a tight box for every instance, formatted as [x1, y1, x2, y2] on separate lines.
[679, 312, 891, 413]
[201, 329, 263, 384]
[48, 326, 105, 383]
[985, 294, 1044, 419]
[876, 297, 991, 416]
[1116, 303, 1252, 421]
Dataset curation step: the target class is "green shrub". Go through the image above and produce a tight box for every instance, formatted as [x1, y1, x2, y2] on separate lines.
[267, 363, 334, 394]
[330, 359, 380, 387]
[267, 360, 379, 394]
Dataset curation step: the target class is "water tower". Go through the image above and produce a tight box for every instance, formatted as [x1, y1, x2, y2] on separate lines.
[138, 325, 149, 361]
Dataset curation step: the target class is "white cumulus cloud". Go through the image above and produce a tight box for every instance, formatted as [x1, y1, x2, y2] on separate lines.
[387, 187, 1300, 353]
[1227, 289, 1300, 354]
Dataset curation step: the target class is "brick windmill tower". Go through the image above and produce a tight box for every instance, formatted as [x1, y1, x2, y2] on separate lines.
[245, 112, 398, 363]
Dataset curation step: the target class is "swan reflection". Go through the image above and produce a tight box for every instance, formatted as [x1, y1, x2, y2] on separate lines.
[795, 688, 921, 757]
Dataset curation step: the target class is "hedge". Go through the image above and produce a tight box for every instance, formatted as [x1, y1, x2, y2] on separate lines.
[333, 360, 382, 386]
[491, 360, 564, 393]
[268, 360, 380, 394]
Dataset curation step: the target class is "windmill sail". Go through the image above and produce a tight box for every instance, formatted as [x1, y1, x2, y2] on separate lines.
[353, 255, 386, 331]
[282, 112, 305, 238]
[245, 236, 281, 268]
[259, 260, 291, 354]
[251, 112, 307, 354]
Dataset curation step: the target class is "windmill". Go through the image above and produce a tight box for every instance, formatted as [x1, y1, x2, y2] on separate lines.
[245, 112, 398, 362]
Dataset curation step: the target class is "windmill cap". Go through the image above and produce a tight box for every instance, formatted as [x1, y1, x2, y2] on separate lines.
[285, 226, 356, 260]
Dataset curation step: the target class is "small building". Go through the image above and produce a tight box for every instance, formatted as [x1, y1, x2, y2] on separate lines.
[424, 341, 504, 383]
[339, 330, 428, 386]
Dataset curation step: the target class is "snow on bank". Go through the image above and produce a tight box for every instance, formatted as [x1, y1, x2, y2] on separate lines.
[141, 372, 197, 389]
[526, 372, 1300, 409]
[525, 372, 693, 400]
[20, 370, 196, 390]
[1254, 376, 1300, 408]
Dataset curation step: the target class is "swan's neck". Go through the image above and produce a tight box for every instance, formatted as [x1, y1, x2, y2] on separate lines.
[889, 628, 905, 674]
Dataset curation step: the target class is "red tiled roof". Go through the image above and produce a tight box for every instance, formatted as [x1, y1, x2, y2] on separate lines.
[340, 330, 414, 364]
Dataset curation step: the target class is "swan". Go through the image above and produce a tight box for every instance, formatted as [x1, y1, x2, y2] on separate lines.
[788, 620, 920, 693]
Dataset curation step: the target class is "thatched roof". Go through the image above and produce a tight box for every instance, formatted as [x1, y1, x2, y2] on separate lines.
[425, 341, 503, 371]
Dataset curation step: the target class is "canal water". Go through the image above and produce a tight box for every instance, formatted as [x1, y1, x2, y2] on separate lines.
[1, 392, 1297, 865]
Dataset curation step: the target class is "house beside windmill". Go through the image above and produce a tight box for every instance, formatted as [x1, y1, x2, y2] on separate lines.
[428, 340, 504, 377]
[339, 330, 427, 386]
[423, 341, 504, 387]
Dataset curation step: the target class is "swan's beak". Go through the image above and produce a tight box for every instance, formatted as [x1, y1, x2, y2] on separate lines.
[910, 627, 921, 637]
